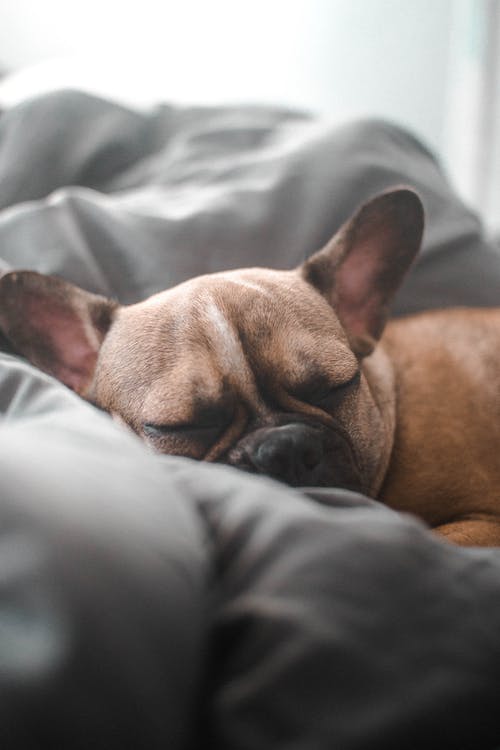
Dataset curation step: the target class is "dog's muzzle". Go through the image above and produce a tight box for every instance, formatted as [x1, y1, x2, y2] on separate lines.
[227, 420, 364, 490]
[248, 422, 323, 485]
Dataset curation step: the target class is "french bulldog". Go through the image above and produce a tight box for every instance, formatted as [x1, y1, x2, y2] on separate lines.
[1, 188, 500, 546]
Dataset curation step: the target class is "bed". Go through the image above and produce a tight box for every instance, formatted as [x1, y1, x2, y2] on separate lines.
[1, 88, 500, 749]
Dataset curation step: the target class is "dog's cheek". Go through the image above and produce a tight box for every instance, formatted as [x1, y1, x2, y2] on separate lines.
[346, 388, 394, 497]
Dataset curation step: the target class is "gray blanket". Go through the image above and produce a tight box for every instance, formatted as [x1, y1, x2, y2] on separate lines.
[1, 90, 500, 749]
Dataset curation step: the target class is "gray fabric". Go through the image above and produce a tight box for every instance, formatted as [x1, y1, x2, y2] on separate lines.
[191, 470, 500, 750]
[1, 90, 500, 748]
[2, 357, 500, 749]
[0, 355, 208, 749]
[0, 90, 499, 311]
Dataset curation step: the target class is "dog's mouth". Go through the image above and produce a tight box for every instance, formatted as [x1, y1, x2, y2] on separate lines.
[223, 419, 366, 492]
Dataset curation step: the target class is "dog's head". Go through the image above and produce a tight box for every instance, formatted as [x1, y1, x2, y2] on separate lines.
[0, 189, 423, 493]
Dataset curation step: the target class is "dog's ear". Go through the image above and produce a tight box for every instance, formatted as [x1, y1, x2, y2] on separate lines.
[0, 271, 118, 396]
[301, 188, 424, 356]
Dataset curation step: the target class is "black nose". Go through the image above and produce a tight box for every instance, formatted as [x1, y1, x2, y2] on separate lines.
[249, 423, 324, 485]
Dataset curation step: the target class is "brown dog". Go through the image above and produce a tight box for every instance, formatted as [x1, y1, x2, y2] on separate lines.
[1, 188, 500, 546]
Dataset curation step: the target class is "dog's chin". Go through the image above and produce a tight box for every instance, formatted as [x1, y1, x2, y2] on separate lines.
[232, 460, 366, 492]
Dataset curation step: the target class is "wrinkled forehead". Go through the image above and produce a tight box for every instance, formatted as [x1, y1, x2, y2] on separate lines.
[155, 268, 348, 356]
[99, 267, 354, 401]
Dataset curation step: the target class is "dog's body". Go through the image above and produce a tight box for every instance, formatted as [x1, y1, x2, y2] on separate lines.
[379, 308, 500, 543]
[1, 188, 500, 546]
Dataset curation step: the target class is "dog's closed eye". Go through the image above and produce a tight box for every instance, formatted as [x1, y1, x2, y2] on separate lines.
[142, 398, 234, 445]
[298, 371, 361, 407]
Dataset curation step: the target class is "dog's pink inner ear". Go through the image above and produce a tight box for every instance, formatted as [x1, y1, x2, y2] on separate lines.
[23, 296, 103, 393]
[302, 189, 424, 354]
[0, 271, 117, 395]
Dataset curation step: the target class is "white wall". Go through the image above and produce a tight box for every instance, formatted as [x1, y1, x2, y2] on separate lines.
[1, 0, 498, 226]
[0, 0, 453, 152]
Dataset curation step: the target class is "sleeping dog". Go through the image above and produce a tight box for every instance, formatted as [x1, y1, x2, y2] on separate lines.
[1, 188, 500, 546]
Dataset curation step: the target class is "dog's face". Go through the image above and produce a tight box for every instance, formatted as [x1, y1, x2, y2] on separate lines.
[94, 267, 383, 492]
[0, 189, 423, 494]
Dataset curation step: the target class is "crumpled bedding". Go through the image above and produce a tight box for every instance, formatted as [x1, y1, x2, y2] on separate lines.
[1, 89, 500, 749]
